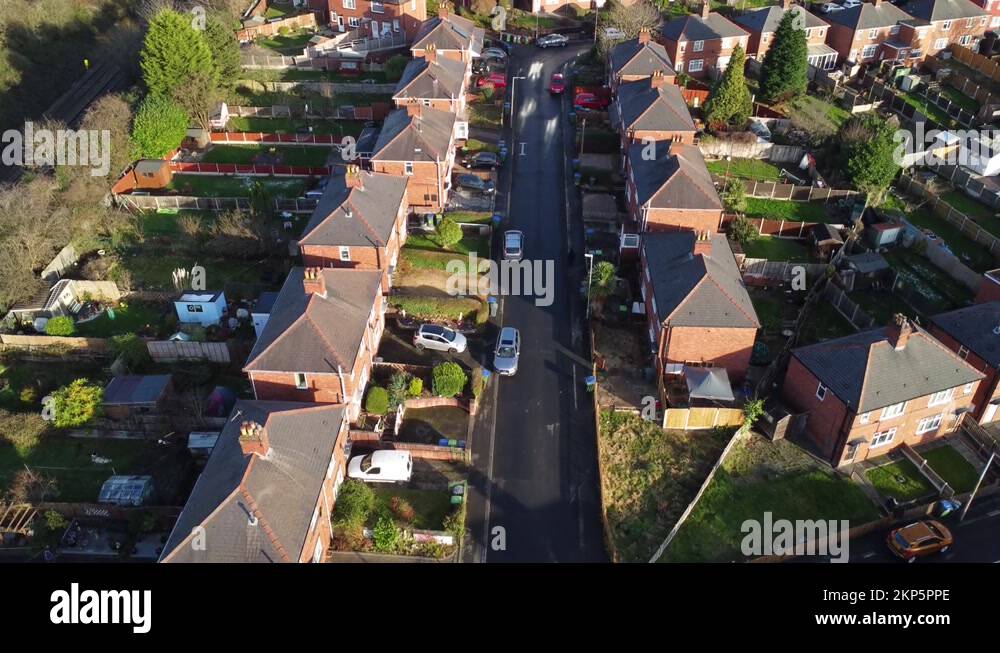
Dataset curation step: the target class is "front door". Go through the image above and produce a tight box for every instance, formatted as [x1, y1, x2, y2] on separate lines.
[336, 16, 344, 32]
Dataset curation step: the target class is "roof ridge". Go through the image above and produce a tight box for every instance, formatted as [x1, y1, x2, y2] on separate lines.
[665, 263, 710, 323]
[346, 196, 384, 245]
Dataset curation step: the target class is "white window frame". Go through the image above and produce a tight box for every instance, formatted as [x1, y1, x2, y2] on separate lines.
[993, 16, 1000, 27]
[688, 59, 704, 72]
[942, 20, 952, 31]
[890, 25, 900, 35]
[871, 428, 897, 448]
[958, 345, 969, 359]
[339, 246, 351, 262]
[966, 17, 974, 28]
[344, 0, 356, 8]
[960, 34, 973, 46]
[934, 37, 948, 50]
[816, 383, 828, 402]
[880, 401, 906, 420]
[916, 414, 943, 434]
[862, 44, 878, 59]
[404, 161, 414, 175]
[349, 16, 359, 28]
[621, 233, 640, 249]
[295, 373, 308, 390]
[310, 506, 320, 533]
[928, 389, 954, 407]
[964, 382, 974, 395]
[859, 412, 870, 424]
[869, 28, 878, 39]
[693, 40, 704, 52]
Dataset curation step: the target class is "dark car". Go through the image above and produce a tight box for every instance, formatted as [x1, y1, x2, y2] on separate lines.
[455, 174, 496, 194]
[463, 151, 500, 170]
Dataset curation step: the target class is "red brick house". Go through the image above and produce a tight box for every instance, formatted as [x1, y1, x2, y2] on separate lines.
[640, 231, 759, 384]
[929, 302, 1000, 424]
[734, 1, 837, 70]
[160, 400, 350, 563]
[392, 45, 469, 114]
[411, 7, 485, 62]
[244, 267, 385, 421]
[782, 315, 983, 468]
[657, 4, 750, 78]
[900, 0, 990, 58]
[369, 104, 459, 213]
[971, 0, 1000, 30]
[607, 29, 676, 92]
[299, 165, 409, 292]
[310, 0, 427, 40]
[611, 72, 696, 152]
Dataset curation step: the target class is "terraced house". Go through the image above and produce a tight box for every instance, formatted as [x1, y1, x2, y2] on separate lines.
[929, 302, 1000, 424]
[299, 165, 410, 292]
[656, 3, 750, 78]
[734, 0, 837, 70]
[900, 0, 990, 58]
[309, 0, 428, 40]
[392, 45, 470, 114]
[410, 6, 485, 62]
[611, 71, 697, 151]
[782, 315, 983, 467]
[824, 0, 919, 64]
[607, 29, 676, 92]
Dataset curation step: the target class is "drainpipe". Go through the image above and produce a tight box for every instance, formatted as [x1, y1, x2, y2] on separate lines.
[337, 364, 347, 404]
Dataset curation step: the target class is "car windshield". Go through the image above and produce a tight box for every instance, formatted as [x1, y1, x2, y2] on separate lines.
[505, 235, 520, 249]
[359, 454, 374, 473]
[893, 532, 910, 549]
[497, 345, 516, 358]
[441, 327, 456, 342]
[423, 325, 443, 336]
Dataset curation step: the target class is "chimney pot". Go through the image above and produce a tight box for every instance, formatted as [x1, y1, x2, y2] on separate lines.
[701, 2, 710, 19]
[886, 313, 912, 350]
[782, 0, 792, 10]
[650, 70, 666, 89]
[345, 164, 364, 190]
[425, 45, 437, 63]
[693, 230, 713, 257]
[239, 421, 270, 457]
[638, 28, 651, 45]
[438, 4, 448, 18]
[303, 267, 327, 297]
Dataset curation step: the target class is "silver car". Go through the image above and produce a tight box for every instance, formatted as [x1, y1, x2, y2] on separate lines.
[536, 33, 569, 48]
[413, 324, 468, 353]
[503, 230, 524, 260]
[481, 47, 508, 61]
[493, 326, 520, 376]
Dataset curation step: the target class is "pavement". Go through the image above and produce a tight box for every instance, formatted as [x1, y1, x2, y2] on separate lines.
[462, 41, 608, 562]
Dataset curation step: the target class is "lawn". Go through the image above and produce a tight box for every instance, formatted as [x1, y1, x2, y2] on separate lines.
[244, 68, 388, 83]
[941, 190, 997, 222]
[74, 301, 165, 338]
[256, 30, 316, 54]
[785, 94, 851, 137]
[904, 207, 995, 272]
[661, 433, 880, 562]
[469, 101, 501, 129]
[370, 486, 453, 531]
[598, 410, 734, 563]
[940, 86, 979, 113]
[0, 356, 109, 413]
[460, 139, 499, 154]
[388, 295, 484, 322]
[751, 294, 783, 332]
[742, 236, 812, 262]
[201, 144, 334, 167]
[404, 234, 490, 258]
[798, 301, 856, 345]
[444, 211, 492, 224]
[111, 253, 276, 293]
[227, 116, 365, 138]
[866, 458, 935, 502]
[706, 158, 783, 182]
[164, 175, 308, 198]
[900, 89, 960, 129]
[923, 445, 980, 494]
[885, 248, 973, 313]
[744, 198, 832, 223]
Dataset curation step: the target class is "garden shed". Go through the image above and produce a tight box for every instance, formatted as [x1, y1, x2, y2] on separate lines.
[103, 374, 173, 420]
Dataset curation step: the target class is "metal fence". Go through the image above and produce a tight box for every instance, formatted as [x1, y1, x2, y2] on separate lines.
[168, 161, 330, 177]
[117, 195, 319, 213]
[147, 340, 230, 363]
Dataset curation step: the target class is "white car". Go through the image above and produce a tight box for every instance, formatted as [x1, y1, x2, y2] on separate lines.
[503, 230, 524, 260]
[413, 323, 468, 353]
[536, 33, 569, 48]
[347, 450, 413, 483]
[843, 0, 862, 6]
[821, 2, 845, 11]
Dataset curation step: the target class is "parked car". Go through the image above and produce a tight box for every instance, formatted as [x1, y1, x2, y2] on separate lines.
[503, 230, 524, 260]
[481, 47, 508, 61]
[477, 72, 507, 89]
[573, 91, 611, 111]
[463, 151, 500, 170]
[549, 73, 566, 95]
[821, 2, 845, 11]
[536, 33, 569, 48]
[455, 174, 496, 194]
[842, 0, 862, 6]
[413, 323, 468, 353]
[886, 520, 954, 562]
[493, 327, 521, 376]
[473, 59, 503, 75]
[347, 451, 413, 483]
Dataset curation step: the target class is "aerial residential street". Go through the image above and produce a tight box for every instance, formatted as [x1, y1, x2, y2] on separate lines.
[464, 41, 608, 563]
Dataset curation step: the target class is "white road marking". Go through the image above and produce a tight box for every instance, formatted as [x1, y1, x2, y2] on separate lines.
[528, 61, 544, 79]
[988, 509, 1000, 517]
[862, 551, 876, 559]
[519, 142, 527, 155]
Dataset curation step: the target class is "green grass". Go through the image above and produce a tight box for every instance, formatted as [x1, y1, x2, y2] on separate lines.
[400, 248, 464, 272]
[742, 236, 812, 262]
[74, 302, 164, 338]
[227, 116, 365, 138]
[461, 139, 499, 154]
[201, 145, 334, 167]
[0, 357, 108, 413]
[941, 190, 997, 223]
[752, 294, 783, 332]
[164, 175, 308, 198]
[939, 86, 979, 113]
[706, 158, 783, 182]
[798, 301, 856, 345]
[900, 89, 960, 129]
[923, 446, 979, 494]
[866, 458, 935, 502]
[404, 234, 489, 258]
[263, 1, 296, 19]
[388, 295, 483, 321]
[744, 198, 832, 223]
[850, 289, 917, 326]
[904, 206, 995, 272]
[886, 249, 973, 310]
[469, 102, 501, 129]
[111, 254, 271, 293]
[371, 487, 453, 531]
[785, 94, 851, 136]
[244, 68, 388, 83]
[444, 211, 492, 224]
[256, 30, 316, 54]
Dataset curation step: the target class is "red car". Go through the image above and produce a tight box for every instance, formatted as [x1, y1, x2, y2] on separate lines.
[573, 86, 612, 111]
[549, 73, 566, 95]
[477, 72, 507, 90]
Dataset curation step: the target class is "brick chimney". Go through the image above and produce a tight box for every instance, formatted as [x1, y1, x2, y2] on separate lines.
[693, 230, 713, 258]
[886, 313, 912, 351]
[701, 2, 710, 19]
[425, 44, 437, 64]
[345, 163, 364, 191]
[406, 103, 423, 119]
[650, 70, 666, 89]
[438, 3, 448, 19]
[638, 28, 651, 45]
[239, 421, 270, 458]
[303, 267, 327, 297]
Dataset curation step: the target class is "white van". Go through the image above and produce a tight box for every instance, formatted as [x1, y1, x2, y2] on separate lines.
[347, 450, 413, 483]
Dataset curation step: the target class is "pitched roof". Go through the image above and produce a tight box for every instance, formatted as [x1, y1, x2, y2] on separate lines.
[822, 2, 914, 29]
[412, 13, 484, 54]
[609, 38, 676, 78]
[930, 302, 1000, 368]
[393, 54, 467, 102]
[643, 232, 759, 328]
[103, 375, 172, 406]
[160, 400, 346, 563]
[845, 251, 890, 274]
[628, 141, 722, 211]
[901, 0, 987, 22]
[734, 4, 828, 34]
[791, 325, 983, 412]
[612, 77, 696, 135]
[300, 169, 408, 247]
[371, 106, 456, 163]
[659, 12, 749, 42]
[244, 267, 382, 374]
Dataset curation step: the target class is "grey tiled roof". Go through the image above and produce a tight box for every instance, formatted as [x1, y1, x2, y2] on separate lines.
[393, 55, 467, 102]
[845, 251, 889, 274]
[791, 325, 983, 412]
[930, 302, 1000, 368]
[643, 232, 760, 328]
[412, 13, 485, 54]
[300, 170, 408, 247]
[160, 400, 346, 563]
[659, 13, 749, 42]
[902, 0, 987, 22]
[103, 375, 172, 406]
[822, 2, 914, 29]
[628, 141, 722, 211]
[612, 78, 696, 135]
[244, 267, 382, 374]
[609, 38, 676, 78]
[371, 106, 455, 163]
[734, 5, 828, 34]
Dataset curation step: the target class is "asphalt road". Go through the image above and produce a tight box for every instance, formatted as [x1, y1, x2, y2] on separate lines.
[463, 41, 608, 562]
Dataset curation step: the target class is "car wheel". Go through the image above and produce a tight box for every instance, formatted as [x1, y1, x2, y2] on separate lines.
[415, 343, 424, 350]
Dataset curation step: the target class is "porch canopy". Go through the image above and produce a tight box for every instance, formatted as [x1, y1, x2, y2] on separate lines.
[684, 366, 735, 402]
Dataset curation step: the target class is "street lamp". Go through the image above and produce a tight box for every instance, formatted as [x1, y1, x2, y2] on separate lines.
[508, 75, 527, 131]
[585, 252, 594, 319]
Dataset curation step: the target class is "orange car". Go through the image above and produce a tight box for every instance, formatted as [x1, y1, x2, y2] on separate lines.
[886, 520, 954, 562]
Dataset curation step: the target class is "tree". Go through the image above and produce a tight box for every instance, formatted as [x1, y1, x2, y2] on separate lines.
[112, 333, 151, 369]
[433, 218, 464, 250]
[51, 379, 104, 428]
[44, 316, 76, 336]
[204, 15, 242, 89]
[79, 94, 134, 182]
[172, 69, 221, 133]
[365, 386, 389, 415]
[728, 215, 758, 247]
[703, 45, 752, 130]
[840, 114, 900, 205]
[432, 362, 468, 398]
[742, 398, 765, 427]
[589, 260, 617, 300]
[599, 0, 660, 55]
[140, 9, 217, 97]
[207, 209, 269, 258]
[720, 177, 747, 214]
[385, 55, 409, 83]
[130, 95, 189, 159]
[759, 11, 809, 104]
[372, 512, 401, 553]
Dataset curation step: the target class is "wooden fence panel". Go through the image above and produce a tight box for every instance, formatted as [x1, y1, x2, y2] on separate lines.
[147, 341, 230, 363]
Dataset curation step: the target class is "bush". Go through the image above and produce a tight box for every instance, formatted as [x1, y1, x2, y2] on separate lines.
[45, 510, 69, 532]
[0, 410, 49, 453]
[433, 218, 464, 250]
[333, 480, 375, 528]
[407, 377, 423, 398]
[728, 215, 758, 247]
[372, 512, 401, 553]
[720, 177, 747, 214]
[365, 386, 389, 415]
[19, 386, 39, 405]
[471, 366, 486, 400]
[743, 398, 765, 427]
[390, 496, 416, 523]
[45, 316, 76, 337]
[387, 372, 411, 408]
[111, 333, 150, 369]
[432, 362, 468, 398]
[50, 379, 104, 428]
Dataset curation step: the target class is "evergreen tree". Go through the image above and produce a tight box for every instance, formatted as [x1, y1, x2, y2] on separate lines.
[703, 45, 752, 130]
[140, 9, 217, 97]
[204, 15, 242, 89]
[759, 10, 809, 104]
[130, 95, 190, 160]
[840, 114, 900, 205]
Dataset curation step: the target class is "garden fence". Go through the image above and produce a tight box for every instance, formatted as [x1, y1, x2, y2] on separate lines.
[899, 443, 955, 498]
[235, 12, 319, 42]
[116, 195, 320, 213]
[698, 140, 805, 162]
[41, 244, 80, 281]
[924, 53, 1000, 113]
[257, 80, 397, 95]
[742, 260, 829, 283]
[662, 407, 744, 431]
[209, 132, 339, 145]
[822, 283, 876, 331]
[898, 172, 1000, 253]
[719, 213, 822, 238]
[167, 161, 330, 177]
[147, 340, 230, 363]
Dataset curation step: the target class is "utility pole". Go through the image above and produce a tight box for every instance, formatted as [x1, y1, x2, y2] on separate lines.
[960, 451, 996, 522]
[585, 252, 594, 319]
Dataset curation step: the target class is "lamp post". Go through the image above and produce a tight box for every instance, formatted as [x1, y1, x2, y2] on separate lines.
[509, 75, 527, 131]
[585, 252, 594, 319]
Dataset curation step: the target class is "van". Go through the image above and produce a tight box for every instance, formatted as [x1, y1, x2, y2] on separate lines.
[347, 450, 413, 483]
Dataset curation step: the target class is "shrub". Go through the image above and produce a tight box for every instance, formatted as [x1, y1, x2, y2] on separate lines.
[111, 333, 151, 369]
[365, 386, 390, 415]
[471, 366, 486, 400]
[387, 372, 412, 408]
[45, 316, 76, 337]
[19, 386, 39, 405]
[45, 510, 69, 532]
[720, 177, 747, 214]
[0, 410, 49, 453]
[390, 496, 416, 523]
[372, 512, 401, 553]
[407, 377, 423, 398]
[433, 218, 464, 250]
[743, 398, 765, 427]
[432, 362, 468, 398]
[333, 480, 375, 527]
[728, 215, 758, 247]
[50, 379, 104, 428]
[443, 502, 466, 541]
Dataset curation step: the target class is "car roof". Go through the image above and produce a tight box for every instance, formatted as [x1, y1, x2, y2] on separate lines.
[897, 521, 943, 544]
[499, 326, 518, 341]
[368, 450, 411, 472]
[420, 324, 444, 335]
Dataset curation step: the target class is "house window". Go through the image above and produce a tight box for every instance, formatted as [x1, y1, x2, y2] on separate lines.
[339, 246, 351, 262]
[871, 428, 897, 448]
[881, 401, 906, 419]
[326, 455, 337, 479]
[993, 17, 1000, 28]
[934, 37, 948, 50]
[688, 59, 704, 72]
[964, 382, 974, 395]
[960, 35, 973, 46]
[393, 19, 400, 32]
[343, 0, 355, 8]
[693, 40, 704, 52]
[648, 323, 656, 344]
[310, 506, 320, 533]
[404, 161, 414, 175]
[890, 25, 900, 35]
[862, 44, 878, 59]
[868, 28, 878, 39]
[818, 28, 826, 38]
[349, 17, 359, 27]
[621, 233, 640, 249]
[958, 345, 969, 359]
[928, 389, 954, 407]
[295, 373, 308, 389]
[916, 414, 944, 434]
[966, 18, 974, 28]
[942, 20, 952, 31]
[859, 412, 870, 424]
[816, 383, 828, 401]
[186, 304, 204, 313]
[372, 0, 385, 12]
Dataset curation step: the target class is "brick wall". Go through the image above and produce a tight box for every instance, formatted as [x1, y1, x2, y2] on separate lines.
[370, 159, 449, 212]
[927, 325, 1000, 423]
[662, 325, 756, 383]
[659, 33, 750, 78]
